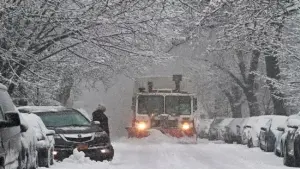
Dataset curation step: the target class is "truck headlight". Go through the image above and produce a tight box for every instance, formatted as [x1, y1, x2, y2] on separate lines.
[182, 123, 190, 130]
[136, 121, 147, 130]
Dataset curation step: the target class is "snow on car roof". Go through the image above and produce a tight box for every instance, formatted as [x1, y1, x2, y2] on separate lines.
[227, 118, 244, 131]
[218, 118, 234, 128]
[18, 106, 67, 113]
[270, 115, 288, 129]
[0, 83, 7, 90]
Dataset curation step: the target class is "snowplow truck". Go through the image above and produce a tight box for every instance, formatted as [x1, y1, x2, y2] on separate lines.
[126, 75, 197, 139]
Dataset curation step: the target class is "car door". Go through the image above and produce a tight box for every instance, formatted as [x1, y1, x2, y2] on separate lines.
[0, 107, 5, 167]
[0, 89, 22, 169]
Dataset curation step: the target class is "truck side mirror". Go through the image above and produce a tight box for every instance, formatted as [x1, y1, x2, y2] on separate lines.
[132, 96, 136, 111]
[193, 98, 197, 112]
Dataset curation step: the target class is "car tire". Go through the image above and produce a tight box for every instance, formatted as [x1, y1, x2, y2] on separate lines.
[275, 149, 281, 157]
[50, 149, 54, 165]
[39, 149, 51, 168]
[247, 138, 253, 148]
[283, 145, 295, 167]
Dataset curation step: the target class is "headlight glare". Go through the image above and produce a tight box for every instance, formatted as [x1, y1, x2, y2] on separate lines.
[136, 121, 147, 130]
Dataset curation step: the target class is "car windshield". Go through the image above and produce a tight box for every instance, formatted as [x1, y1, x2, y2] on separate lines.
[37, 109, 90, 127]
[165, 96, 191, 115]
[137, 95, 164, 114]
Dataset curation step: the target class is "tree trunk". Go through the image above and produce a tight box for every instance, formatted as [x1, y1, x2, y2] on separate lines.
[245, 50, 261, 116]
[265, 55, 286, 115]
[245, 90, 260, 116]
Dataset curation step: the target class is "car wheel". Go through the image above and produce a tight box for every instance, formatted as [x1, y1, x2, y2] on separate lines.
[247, 138, 253, 148]
[283, 145, 295, 167]
[50, 149, 54, 165]
[259, 142, 263, 151]
[275, 149, 281, 157]
[46, 150, 51, 168]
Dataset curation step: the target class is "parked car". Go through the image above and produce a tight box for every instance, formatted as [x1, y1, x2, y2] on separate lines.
[217, 118, 233, 141]
[282, 117, 300, 167]
[258, 115, 288, 152]
[274, 114, 300, 157]
[208, 118, 224, 140]
[18, 106, 114, 162]
[20, 112, 55, 167]
[243, 116, 261, 147]
[224, 118, 244, 143]
[0, 83, 28, 169]
[19, 116, 38, 169]
[196, 119, 213, 139]
[236, 117, 249, 144]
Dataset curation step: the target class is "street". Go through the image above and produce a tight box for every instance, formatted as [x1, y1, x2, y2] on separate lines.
[50, 132, 289, 169]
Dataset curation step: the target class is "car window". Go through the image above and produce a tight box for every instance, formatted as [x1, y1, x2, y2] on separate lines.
[0, 89, 16, 113]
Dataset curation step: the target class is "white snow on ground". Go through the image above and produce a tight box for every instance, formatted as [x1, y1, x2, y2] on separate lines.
[49, 130, 290, 169]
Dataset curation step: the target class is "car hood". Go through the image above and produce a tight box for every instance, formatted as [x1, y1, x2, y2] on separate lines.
[49, 125, 101, 134]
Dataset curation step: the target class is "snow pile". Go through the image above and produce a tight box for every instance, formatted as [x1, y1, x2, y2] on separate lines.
[270, 116, 288, 130]
[63, 149, 94, 164]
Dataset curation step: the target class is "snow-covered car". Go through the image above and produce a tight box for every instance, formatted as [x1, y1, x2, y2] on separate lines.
[245, 115, 273, 148]
[236, 117, 249, 144]
[20, 116, 38, 169]
[224, 118, 244, 143]
[258, 115, 288, 152]
[243, 116, 259, 146]
[274, 114, 300, 157]
[217, 118, 233, 141]
[208, 118, 224, 140]
[196, 119, 213, 139]
[282, 117, 300, 167]
[0, 83, 28, 169]
[19, 112, 56, 167]
[18, 106, 114, 162]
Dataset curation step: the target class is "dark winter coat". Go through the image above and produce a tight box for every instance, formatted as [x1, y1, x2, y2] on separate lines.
[92, 110, 110, 136]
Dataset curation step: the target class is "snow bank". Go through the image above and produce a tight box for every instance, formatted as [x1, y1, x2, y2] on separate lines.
[63, 149, 94, 164]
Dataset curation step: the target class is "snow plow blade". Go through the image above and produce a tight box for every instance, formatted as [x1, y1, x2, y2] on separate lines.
[125, 127, 197, 144]
[126, 127, 150, 138]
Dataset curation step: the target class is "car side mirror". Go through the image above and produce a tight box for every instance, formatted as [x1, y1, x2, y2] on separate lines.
[46, 130, 56, 136]
[261, 127, 267, 131]
[4, 112, 21, 127]
[92, 121, 100, 125]
[193, 98, 197, 112]
[277, 127, 285, 132]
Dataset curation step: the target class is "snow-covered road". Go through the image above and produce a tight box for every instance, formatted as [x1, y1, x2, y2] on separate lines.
[51, 132, 289, 169]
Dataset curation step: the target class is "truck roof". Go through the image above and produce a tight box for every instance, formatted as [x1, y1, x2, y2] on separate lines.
[134, 76, 194, 93]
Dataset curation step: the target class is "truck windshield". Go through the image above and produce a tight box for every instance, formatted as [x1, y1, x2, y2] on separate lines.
[165, 96, 191, 115]
[138, 95, 164, 114]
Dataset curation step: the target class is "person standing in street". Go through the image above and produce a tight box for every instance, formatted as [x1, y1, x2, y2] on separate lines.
[92, 104, 110, 136]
